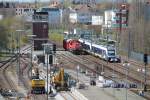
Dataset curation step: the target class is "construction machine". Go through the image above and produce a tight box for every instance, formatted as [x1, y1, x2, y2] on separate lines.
[31, 79, 45, 94]
[31, 67, 46, 94]
[32, 68, 39, 79]
[52, 68, 69, 91]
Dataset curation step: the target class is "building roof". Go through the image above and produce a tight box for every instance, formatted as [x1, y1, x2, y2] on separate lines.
[34, 11, 48, 15]
[74, 4, 92, 13]
[41, 7, 60, 12]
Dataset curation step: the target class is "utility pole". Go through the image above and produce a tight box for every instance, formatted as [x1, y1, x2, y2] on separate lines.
[43, 43, 54, 99]
[16, 31, 20, 85]
[143, 53, 148, 92]
[27, 35, 36, 78]
[16, 30, 24, 85]
[44, 44, 51, 100]
[128, 29, 131, 59]
[143, 1, 150, 92]
[11, 32, 15, 54]
[35, 0, 37, 9]
[123, 61, 130, 100]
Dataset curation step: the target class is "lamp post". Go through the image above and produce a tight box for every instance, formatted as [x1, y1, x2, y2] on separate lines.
[123, 61, 130, 100]
[16, 29, 24, 85]
[27, 35, 36, 78]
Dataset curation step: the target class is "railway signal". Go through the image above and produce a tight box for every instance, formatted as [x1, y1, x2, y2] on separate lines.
[143, 53, 148, 92]
[49, 55, 53, 64]
[53, 44, 56, 53]
[143, 53, 148, 64]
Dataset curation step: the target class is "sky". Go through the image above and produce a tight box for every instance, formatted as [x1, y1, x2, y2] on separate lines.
[0, 0, 115, 3]
[0, 0, 50, 2]
[0, 0, 124, 3]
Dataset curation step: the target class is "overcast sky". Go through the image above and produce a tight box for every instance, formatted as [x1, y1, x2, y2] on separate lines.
[0, 0, 50, 2]
[0, 0, 121, 3]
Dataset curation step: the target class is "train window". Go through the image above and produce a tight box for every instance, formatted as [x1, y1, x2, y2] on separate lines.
[85, 44, 90, 50]
[92, 46, 95, 52]
[92, 46, 99, 53]
[95, 47, 99, 53]
[97, 48, 102, 54]
[83, 44, 86, 49]
[95, 47, 97, 52]
[101, 50, 106, 57]
[108, 50, 115, 56]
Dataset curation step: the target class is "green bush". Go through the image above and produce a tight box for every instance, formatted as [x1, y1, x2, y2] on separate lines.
[49, 33, 64, 43]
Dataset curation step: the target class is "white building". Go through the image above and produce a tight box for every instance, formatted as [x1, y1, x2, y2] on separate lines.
[104, 10, 114, 28]
[92, 15, 103, 25]
[104, 9, 122, 28]
[69, 12, 77, 23]
[77, 12, 91, 24]
[102, 10, 116, 34]
[69, 12, 103, 25]
[69, 11, 93, 25]
[16, 7, 34, 16]
[69, 5, 92, 25]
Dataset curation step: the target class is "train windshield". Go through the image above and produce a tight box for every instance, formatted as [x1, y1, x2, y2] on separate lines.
[108, 50, 115, 56]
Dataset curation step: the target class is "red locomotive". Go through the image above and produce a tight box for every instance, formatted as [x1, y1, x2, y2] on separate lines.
[63, 39, 82, 53]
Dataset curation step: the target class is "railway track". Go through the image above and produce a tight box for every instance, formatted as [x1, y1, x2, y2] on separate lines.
[57, 52, 114, 80]
[20, 56, 47, 100]
[59, 51, 150, 99]
[121, 56, 150, 68]
[57, 51, 150, 92]
[0, 55, 19, 99]
[60, 51, 150, 86]
[0, 55, 17, 88]
[82, 55, 150, 85]
[60, 91, 78, 100]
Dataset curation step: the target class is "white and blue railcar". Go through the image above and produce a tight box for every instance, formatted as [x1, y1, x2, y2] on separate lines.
[79, 39, 91, 53]
[79, 38, 121, 62]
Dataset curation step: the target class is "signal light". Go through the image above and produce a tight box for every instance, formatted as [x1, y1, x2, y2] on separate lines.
[144, 53, 148, 64]
[53, 44, 56, 53]
[49, 55, 53, 64]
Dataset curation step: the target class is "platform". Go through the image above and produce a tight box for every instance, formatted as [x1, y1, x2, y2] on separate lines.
[75, 86, 146, 100]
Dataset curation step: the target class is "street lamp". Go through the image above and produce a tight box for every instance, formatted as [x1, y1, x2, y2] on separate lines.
[27, 35, 36, 78]
[16, 29, 24, 85]
[123, 61, 130, 100]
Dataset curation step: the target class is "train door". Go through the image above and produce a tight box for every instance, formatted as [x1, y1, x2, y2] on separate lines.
[102, 50, 107, 60]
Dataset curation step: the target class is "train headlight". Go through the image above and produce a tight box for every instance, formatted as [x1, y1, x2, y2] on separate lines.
[110, 58, 113, 61]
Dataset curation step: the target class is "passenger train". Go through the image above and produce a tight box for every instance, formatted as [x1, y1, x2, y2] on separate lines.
[79, 38, 121, 63]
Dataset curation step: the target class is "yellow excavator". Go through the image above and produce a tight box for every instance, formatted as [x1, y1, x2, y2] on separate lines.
[52, 68, 69, 91]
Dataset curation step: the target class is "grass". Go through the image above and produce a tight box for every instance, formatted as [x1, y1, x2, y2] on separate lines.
[49, 32, 64, 43]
